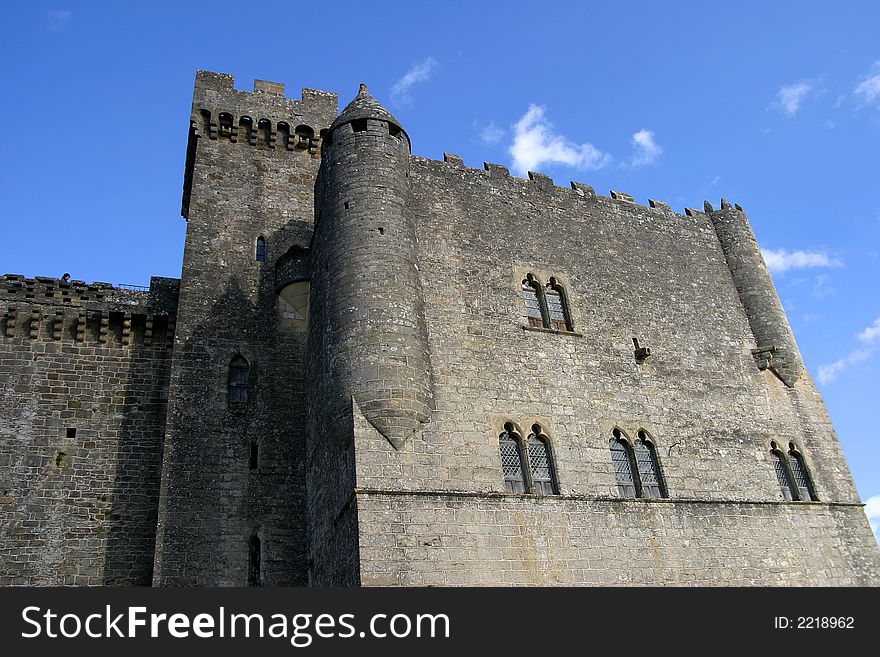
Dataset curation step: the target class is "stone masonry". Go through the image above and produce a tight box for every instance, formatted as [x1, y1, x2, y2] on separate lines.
[1, 70, 878, 586]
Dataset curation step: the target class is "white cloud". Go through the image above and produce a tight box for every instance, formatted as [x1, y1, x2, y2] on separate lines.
[865, 496, 880, 544]
[629, 129, 662, 166]
[817, 315, 880, 384]
[854, 62, 880, 107]
[858, 316, 880, 343]
[817, 348, 874, 384]
[390, 57, 437, 106]
[48, 9, 72, 30]
[773, 81, 814, 117]
[508, 104, 610, 176]
[479, 121, 505, 145]
[761, 248, 842, 274]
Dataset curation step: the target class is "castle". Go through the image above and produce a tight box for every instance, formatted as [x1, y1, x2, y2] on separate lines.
[1, 71, 878, 586]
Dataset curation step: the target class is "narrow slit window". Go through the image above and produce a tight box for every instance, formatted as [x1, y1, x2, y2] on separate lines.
[247, 534, 262, 586]
[256, 236, 267, 262]
[527, 431, 557, 495]
[228, 355, 250, 406]
[249, 443, 259, 470]
[635, 432, 666, 498]
[499, 427, 527, 494]
[772, 449, 795, 501]
[545, 279, 572, 331]
[610, 432, 638, 498]
[522, 276, 546, 328]
[788, 446, 817, 501]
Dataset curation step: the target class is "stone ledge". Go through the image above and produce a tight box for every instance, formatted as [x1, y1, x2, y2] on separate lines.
[353, 487, 861, 507]
[521, 325, 583, 338]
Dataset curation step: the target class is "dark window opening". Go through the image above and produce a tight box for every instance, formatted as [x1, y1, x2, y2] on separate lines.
[389, 123, 402, 138]
[249, 443, 259, 470]
[527, 428, 557, 495]
[247, 534, 262, 587]
[228, 355, 250, 406]
[610, 430, 638, 498]
[294, 124, 314, 149]
[218, 112, 234, 132]
[499, 426, 526, 493]
[545, 279, 572, 331]
[256, 236, 267, 262]
[788, 445, 817, 501]
[66, 427, 76, 439]
[772, 450, 795, 501]
[635, 431, 666, 498]
[522, 275, 546, 328]
[351, 118, 368, 133]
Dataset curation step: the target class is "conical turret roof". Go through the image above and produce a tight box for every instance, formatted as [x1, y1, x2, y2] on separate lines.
[330, 83, 406, 133]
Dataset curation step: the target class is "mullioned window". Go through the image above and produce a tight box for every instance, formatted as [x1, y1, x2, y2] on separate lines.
[498, 422, 559, 495]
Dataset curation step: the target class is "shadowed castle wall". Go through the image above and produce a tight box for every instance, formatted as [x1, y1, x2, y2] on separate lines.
[0, 275, 177, 584]
[152, 72, 337, 586]
[345, 156, 880, 586]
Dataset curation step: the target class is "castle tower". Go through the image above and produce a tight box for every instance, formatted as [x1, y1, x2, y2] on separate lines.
[310, 84, 433, 449]
[152, 72, 337, 586]
[709, 200, 804, 386]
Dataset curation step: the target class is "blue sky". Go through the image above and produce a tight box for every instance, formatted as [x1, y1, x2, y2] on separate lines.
[1, 1, 878, 539]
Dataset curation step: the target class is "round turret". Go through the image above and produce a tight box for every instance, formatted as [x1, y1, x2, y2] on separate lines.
[328, 83, 408, 141]
[308, 86, 432, 448]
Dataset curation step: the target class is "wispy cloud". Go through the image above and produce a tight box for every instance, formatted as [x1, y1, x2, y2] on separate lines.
[761, 248, 842, 274]
[479, 121, 505, 145]
[48, 9, 72, 31]
[629, 129, 662, 166]
[818, 316, 880, 384]
[509, 105, 610, 176]
[812, 274, 834, 299]
[390, 57, 437, 107]
[854, 61, 880, 108]
[772, 80, 814, 117]
[865, 496, 880, 545]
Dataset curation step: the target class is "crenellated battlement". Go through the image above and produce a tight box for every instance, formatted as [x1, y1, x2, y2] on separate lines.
[182, 71, 339, 219]
[0, 275, 178, 348]
[190, 70, 337, 151]
[419, 152, 743, 220]
[194, 70, 337, 123]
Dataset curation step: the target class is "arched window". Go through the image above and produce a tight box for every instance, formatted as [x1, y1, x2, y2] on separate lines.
[770, 442, 796, 501]
[788, 443, 817, 501]
[228, 355, 249, 406]
[610, 429, 638, 498]
[635, 431, 666, 498]
[247, 533, 262, 587]
[545, 278, 572, 332]
[522, 274, 546, 328]
[256, 236, 267, 262]
[499, 425, 526, 493]
[527, 427, 557, 495]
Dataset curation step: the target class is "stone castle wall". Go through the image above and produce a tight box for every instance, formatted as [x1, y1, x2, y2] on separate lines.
[0, 275, 178, 584]
[342, 155, 880, 586]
